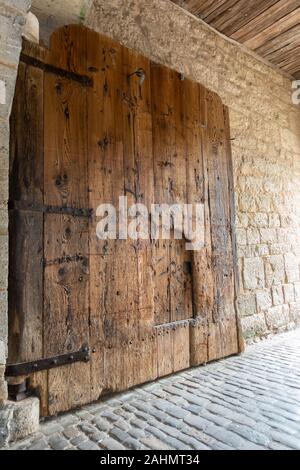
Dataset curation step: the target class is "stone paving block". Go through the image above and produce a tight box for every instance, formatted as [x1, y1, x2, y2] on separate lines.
[127, 427, 147, 440]
[130, 418, 147, 430]
[75, 410, 94, 421]
[140, 436, 171, 450]
[114, 419, 130, 431]
[28, 439, 50, 451]
[93, 418, 111, 432]
[146, 425, 190, 450]
[173, 432, 211, 451]
[269, 441, 292, 451]
[270, 431, 300, 450]
[48, 434, 70, 450]
[77, 440, 100, 451]
[228, 423, 270, 447]
[122, 437, 144, 450]
[70, 434, 88, 447]
[62, 426, 81, 440]
[42, 423, 64, 436]
[79, 422, 99, 437]
[205, 424, 259, 450]
[89, 431, 107, 443]
[211, 441, 235, 451]
[110, 427, 130, 444]
[101, 438, 125, 450]
[184, 414, 212, 431]
[153, 400, 188, 419]
[56, 415, 80, 427]
[101, 410, 121, 422]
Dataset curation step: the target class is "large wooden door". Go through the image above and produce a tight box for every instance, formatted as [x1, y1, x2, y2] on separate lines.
[8, 25, 242, 416]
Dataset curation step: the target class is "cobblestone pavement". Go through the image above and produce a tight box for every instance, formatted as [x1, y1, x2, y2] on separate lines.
[8, 330, 300, 451]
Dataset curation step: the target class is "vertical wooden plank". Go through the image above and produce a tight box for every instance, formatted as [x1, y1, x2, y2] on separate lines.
[87, 29, 126, 399]
[47, 25, 87, 76]
[44, 215, 89, 356]
[206, 90, 238, 361]
[121, 46, 157, 388]
[151, 64, 174, 327]
[120, 46, 144, 391]
[169, 73, 193, 324]
[8, 210, 43, 363]
[8, 61, 46, 411]
[9, 62, 44, 362]
[170, 237, 193, 322]
[173, 322, 190, 372]
[10, 62, 44, 205]
[223, 105, 245, 353]
[187, 82, 211, 366]
[43, 75, 87, 209]
[152, 239, 171, 326]
[43, 25, 90, 415]
[151, 65, 193, 375]
[157, 327, 173, 378]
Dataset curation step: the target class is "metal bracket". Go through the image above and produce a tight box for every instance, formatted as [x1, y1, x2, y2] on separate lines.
[7, 380, 29, 402]
[20, 52, 93, 88]
[5, 345, 90, 378]
[128, 68, 146, 86]
[9, 200, 93, 219]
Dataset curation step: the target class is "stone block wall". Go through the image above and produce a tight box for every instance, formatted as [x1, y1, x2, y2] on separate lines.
[87, 0, 300, 342]
[0, 0, 31, 404]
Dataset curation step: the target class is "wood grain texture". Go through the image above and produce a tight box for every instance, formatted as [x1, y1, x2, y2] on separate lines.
[172, 0, 300, 78]
[9, 25, 239, 416]
[43, 25, 90, 415]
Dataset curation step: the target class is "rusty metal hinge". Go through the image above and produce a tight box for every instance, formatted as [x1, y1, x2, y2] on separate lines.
[5, 345, 90, 378]
[9, 200, 93, 219]
[20, 52, 93, 87]
[128, 68, 146, 86]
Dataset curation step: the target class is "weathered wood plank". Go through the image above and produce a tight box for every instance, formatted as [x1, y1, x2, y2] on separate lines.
[8, 210, 43, 364]
[8, 60, 45, 411]
[87, 28, 130, 398]
[231, 0, 300, 43]
[10, 62, 44, 205]
[43, 25, 90, 416]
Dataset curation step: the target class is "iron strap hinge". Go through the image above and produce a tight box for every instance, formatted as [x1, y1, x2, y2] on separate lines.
[5, 345, 90, 377]
[20, 52, 93, 88]
[8, 200, 93, 219]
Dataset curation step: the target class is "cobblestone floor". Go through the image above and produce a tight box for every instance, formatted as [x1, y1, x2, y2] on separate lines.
[9, 329, 300, 451]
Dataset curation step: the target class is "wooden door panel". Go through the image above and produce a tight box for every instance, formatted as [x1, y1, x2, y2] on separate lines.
[43, 27, 90, 414]
[8, 25, 241, 416]
[205, 91, 238, 362]
[8, 58, 46, 409]
[44, 75, 88, 209]
[9, 62, 44, 206]
[8, 210, 43, 364]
